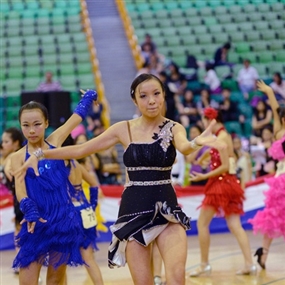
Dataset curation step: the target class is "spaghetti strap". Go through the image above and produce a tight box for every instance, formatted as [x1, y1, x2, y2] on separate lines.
[127, 121, 132, 143]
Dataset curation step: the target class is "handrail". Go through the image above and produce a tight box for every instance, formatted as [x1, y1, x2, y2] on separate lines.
[80, 0, 110, 127]
[115, 0, 144, 70]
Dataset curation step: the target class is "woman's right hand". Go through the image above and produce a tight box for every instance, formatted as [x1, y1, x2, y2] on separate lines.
[257, 80, 273, 95]
[14, 154, 40, 182]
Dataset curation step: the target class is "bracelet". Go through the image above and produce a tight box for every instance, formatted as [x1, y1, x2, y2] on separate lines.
[190, 138, 202, 150]
[33, 148, 45, 160]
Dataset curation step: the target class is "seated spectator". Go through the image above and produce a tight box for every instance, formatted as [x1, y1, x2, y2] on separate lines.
[94, 128, 122, 185]
[186, 125, 210, 186]
[204, 63, 222, 94]
[237, 59, 259, 100]
[158, 71, 177, 121]
[213, 42, 234, 71]
[251, 99, 273, 137]
[219, 88, 244, 123]
[86, 101, 104, 136]
[140, 42, 153, 65]
[36, 71, 62, 92]
[196, 89, 220, 115]
[141, 33, 156, 54]
[233, 136, 252, 189]
[177, 89, 201, 128]
[166, 62, 187, 95]
[171, 150, 186, 186]
[250, 126, 276, 178]
[269, 72, 285, 102]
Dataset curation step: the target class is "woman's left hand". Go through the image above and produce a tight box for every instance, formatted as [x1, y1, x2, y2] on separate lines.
[14, 155, 40, 182]
[189, 171, 207, 182]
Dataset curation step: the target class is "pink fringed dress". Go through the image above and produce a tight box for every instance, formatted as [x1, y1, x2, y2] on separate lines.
[249, 135, 285, 239]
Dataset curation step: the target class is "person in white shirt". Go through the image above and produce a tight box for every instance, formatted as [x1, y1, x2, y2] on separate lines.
[269, 72, 285, 101]
[204, 64, 222, 94]
[37, 71, 62, 92]
[237, 59, 259, 99]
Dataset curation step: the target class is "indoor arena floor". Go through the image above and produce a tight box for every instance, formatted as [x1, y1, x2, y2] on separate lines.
[1, 231, 284, 285]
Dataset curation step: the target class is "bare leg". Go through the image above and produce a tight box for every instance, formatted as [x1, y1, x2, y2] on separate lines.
[226, 214, 253, 267]
[126, 240, 153, 285]
[152, 240, 163, 284]
[46, 264, 67, 285]
[156, 223, 187, 285]
[81, 246, 104, 285]
[19, 262, 42, 285]
[261, 234, 272, 265]
[197, 206, 216, 264]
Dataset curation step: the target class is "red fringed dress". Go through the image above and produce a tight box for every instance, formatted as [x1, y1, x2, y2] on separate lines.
[200, 127, 245, 217]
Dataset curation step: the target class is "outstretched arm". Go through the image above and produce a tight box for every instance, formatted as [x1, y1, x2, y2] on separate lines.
[257, 81, 282, 138]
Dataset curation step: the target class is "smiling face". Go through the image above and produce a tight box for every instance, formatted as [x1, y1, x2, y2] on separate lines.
[133, 79, 165, 118]
[20, 109, 48, 144]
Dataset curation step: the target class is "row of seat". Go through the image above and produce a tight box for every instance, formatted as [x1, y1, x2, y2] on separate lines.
[126, 1, 283, 12]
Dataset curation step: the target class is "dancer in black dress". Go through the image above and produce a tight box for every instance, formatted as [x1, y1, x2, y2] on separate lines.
[16, 74, 225, 285]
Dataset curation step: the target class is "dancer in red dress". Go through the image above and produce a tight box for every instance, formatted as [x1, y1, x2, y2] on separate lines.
[189, 107, 256, 276]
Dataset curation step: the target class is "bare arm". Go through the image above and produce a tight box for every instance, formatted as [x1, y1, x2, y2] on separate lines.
[80, 163, 99, 187]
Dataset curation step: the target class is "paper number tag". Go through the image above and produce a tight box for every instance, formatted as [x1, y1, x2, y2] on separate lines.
[80, 207, 97, 229]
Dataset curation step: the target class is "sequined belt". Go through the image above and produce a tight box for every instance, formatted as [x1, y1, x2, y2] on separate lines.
[126, 166, 172, 171]
[125, 179, 172, 187]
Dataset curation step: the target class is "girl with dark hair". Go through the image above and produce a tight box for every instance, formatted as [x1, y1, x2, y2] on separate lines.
[269, 72, 285, 101]
[10, 90, 97, 285]
[248, 81, 285, 270]
[189, 107, 256, 277]
[16, 73, 224, 285]
[0, 127, 24, 272]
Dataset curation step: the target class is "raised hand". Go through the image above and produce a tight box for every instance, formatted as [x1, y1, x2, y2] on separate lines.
[256, 80, 273, 95]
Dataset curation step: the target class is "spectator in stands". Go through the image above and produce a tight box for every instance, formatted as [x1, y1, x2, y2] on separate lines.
[213, 42, 234, 70]
[219, 88, 244, 124]
[178, 89, 202, 129]
[204, 63, 222, 94]
[252, 99, 273, 137]
[269, 72, 285, 102]
[158, 71, 177, 121]
[237, 59, 259, 100]
[166, 61, 187, 95]
[86, 101, 103, 136]
[186, 125, 210, 186]
[36, 71, 62, 92]
[141, 33, 157, 54]
[197, 89, 220, 116]
[233, 136, 252, 189]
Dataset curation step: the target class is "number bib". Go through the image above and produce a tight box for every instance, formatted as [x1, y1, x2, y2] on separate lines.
[80, 207, 97, 229]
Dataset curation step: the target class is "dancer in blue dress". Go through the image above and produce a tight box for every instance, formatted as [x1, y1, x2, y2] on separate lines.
[17, 74, 225, 285]
[11, 90, 97, 285]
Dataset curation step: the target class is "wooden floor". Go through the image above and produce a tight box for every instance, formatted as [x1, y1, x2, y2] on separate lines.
[1, 231, 285, 285]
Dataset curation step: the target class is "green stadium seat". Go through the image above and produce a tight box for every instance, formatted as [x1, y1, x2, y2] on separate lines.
[73, 42, 89, 53]
[25, 55, 41, 67]
[169, 9, 184, 18]
[251, 0, 265, 4]
[228, 5, 243, 14]
[182, 36, 197, 45]
[215, 66, 232, 79]
[224, 24, 239, 33]
[243, 4, 257, 13]
[171, 46, 187, 57]
[184, 8, 199, 18]
[25, 66, 42, 78]
[270, 20, 285, 30]
[24, 35, 39, 46]
[50, 9, 66, 18]
[229, 91, 245, 103]
[261, 30, 277, 41]
[43, 54, 59, 65]
[143, 19, 158, 29]
[155, 10, 169, 19]
[254, 21, 270, 31]
[243, 118, 252, 138]
[194, 1, 208, 9]
[5, 120, 20, 129]
[258, 52, 275, 63]
[179, 2, 193, 9]
[5, 107, 19, 121]
[56, 34, 72, 44]
[276, 30, 285, 40]
[24, 77, 41, 91]
[8, 56, 23, 67]
[228, 52, 241, 63]
[188, 17, 203, 26]
[26, 2, 40, 10]
[244, 31, 261, 42]
[214, 6, 228, 15]
[197, 34, 213, 45]
[222, 79, 239, 91]
[5, 26, 21, 37]
[78, 74, 95, 90]
[139, 10, 154, 20]
[204, 17, 218, 26]
[271, 2, 285, 12]
[7, 46, 22, 57]
[7, 67, 24, 79]
[252, 41, 269, 52]
[224, 121, 243, 136]
[161, 27, 177, 37]
[6, 95, 21, 107]
[144, 28, 161, 38]
[39, 35, 56, 45]
[36, 9, 51, 18]
[50, 16, 65, 26]
[199, 7, 213, 17]
[52, 24, 67, 34]
[257, 3, 270, 13]
[192, 25, 208, 35]
[6, 18, 20, 28]
[172, 56, 187, 67]
[248, 13, 263, 22]
[238, 103, 253, 119]
[268, 62, 284, 75]
[239, 52, 258, 63]
[59, 63, 76, 76]
[262, 12, 279, 22]
[150, 2, 165, 11]
[178, 26, 193, 37]
[238, 22, 254, 32]
[214, 34, 230, 44]
[165, 36, 181, 47]
[202, 45, 216, 56]
[208, 24, 224, 34]
[235, 43, 251, 54]
[217, 14, 233, 24]
[172, 18, 187, 28]
[76, 63, 92, 75]
[208, 0, 224, 8]
[275, 51, 285, 62]
[4, 79, 23, 93]
[186, 45, 204, 56]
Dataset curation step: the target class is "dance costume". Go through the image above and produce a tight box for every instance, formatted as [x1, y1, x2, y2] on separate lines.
[13, 142, 85, 269]
[249, 135, 285, 239]
[200, 127, 244, 216]
[108, 120, 191, 268]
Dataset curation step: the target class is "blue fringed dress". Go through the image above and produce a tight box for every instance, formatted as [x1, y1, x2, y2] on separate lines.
[13, 143, 85, 269]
